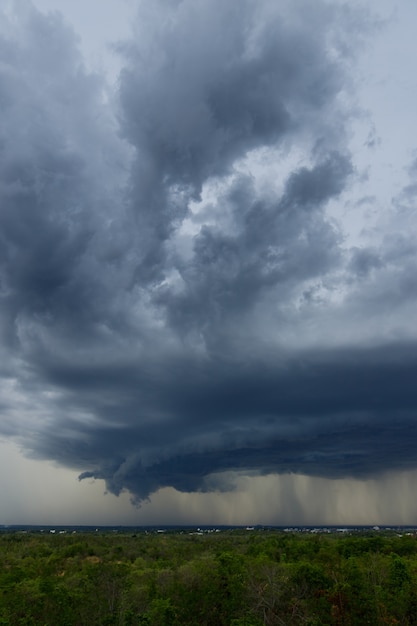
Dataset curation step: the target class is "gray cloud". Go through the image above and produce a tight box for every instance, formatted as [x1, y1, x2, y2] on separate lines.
[116, 0, 351, 281]
[2, 0, 417, 507]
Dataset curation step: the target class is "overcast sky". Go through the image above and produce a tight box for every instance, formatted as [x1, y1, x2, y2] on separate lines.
[1, 0, 417, 526]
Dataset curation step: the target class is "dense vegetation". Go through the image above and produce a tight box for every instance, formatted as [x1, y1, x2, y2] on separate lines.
[1, 528, 417, 625]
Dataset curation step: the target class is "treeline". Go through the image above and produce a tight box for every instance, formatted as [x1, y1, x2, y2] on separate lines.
[1, 529, 417, 625]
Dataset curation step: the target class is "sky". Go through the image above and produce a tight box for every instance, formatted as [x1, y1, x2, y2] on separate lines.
[0, 0, 417, 526]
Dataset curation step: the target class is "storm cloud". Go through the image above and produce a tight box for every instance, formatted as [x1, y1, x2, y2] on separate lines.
[1, 0, 417, 506]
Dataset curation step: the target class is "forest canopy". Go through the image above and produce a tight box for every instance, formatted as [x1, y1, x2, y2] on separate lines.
[1, 528, 417, 625]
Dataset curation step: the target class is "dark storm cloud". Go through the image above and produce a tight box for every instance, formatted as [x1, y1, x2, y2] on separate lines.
[2, 0, 417, 504]
[34, 343, 417, 502]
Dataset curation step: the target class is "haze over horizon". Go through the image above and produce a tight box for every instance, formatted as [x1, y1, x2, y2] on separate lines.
[1, 0, 417, 526]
